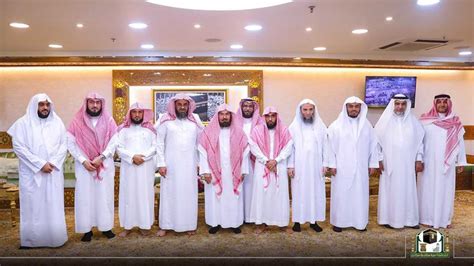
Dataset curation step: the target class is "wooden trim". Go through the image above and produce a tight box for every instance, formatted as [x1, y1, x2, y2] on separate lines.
[464, 126, 474, 140]
[467, 155, 474, 164]
[1, 56, 473, 70]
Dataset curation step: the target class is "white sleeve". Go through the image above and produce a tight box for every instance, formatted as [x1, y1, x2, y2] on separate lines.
[156, 122, 167, 167]
[287, 143, 295, 168]
[66, 132, 87, 164]
[198, 145, 211, 175]
[102, 133, 118, 159]
[241, 145, 250, 175]
[49, 126, 68, 170]
[116, 131, 135, 165]
[249, 138, 269, 164]
[275, 140, 293, 163]
[456, 139, 467, 166]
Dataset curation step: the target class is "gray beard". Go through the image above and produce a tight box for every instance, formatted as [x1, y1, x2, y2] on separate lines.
[302, 116, 313, 124]
[177, 112, 187, 119]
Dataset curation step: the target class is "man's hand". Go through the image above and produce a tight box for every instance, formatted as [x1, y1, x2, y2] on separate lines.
[265, 160, 277, 173]
[240, 174, 245, 182]
[415, 161, 424, 173]
[328, 168, 337, 176]
[82, 160, 97, 171]
[456, 166, 464, 174]
[41, 162, 54, 173]
[158, 167, 167, 177]
[203, 174, 212, 184]
[132, 154, 145, 166]
[369, 168, 378, 176]
[91, 155, 104, 168]
[379, 161, 385, 172]
[287, 168, 295, 178]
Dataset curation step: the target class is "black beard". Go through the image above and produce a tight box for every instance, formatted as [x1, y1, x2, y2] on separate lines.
[219, 121, 231, 128]
[242, 111, 254, 119]
[86, 107, 102, 117]
[176, 111, 187, 119]
[303, 116, 313, 124]
[267, 121, 277, 129]
[348, 113, 359, 118]
[37, 110, 50, 119]
[131, 118, 143, 125]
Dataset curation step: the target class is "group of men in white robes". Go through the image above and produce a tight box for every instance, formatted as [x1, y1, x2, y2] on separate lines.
[8, 91, 467, 247]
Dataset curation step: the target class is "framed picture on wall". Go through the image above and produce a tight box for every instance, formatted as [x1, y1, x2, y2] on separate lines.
[153, 89, 228, 123]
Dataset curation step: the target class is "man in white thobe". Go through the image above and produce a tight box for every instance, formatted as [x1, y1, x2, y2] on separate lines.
[198, 104, 250, 234]
[156, 94, 203, 236]
[8, 93, 68, 248]
[234, 98, 260, 223]
[418, 94, 467, 229]
[67, 92, 117, 241]
[248, 107, 293, 234]
[287, 99, 328, 233]
[116, 102, 157, 237]
[327, 96, 379, 232]
[375, 94, 424, 229]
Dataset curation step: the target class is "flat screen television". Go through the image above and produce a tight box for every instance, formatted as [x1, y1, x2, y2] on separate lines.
[364, 76, 417, 108]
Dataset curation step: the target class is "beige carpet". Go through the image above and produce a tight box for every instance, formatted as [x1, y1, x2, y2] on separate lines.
[0, 191, 473, 259]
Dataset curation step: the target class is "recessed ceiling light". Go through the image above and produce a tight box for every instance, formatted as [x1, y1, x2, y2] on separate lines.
[145, 0, 292, 11]
[194, 24, 201, 29]
[313, 47, 327, 51]
[141, 44, 154, 49]
[293, 57, 301, 60]
[459, 51, 472, 56]
[230, 44, 243, 49]
[385, 16, 393, 21]
[9, 22, 29, 28]
[76, 23, 84, 28]
[49, 44, 63, 49]
[305, 27, 312, 32]
[128, 22, 148, 29]
[417, 0, 440, 6]
[352, 28, 368, 34]
[245, 24, 262, 31]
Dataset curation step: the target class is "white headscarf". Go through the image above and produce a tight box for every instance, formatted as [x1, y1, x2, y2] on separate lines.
[333, 96, 368, 140]
[288, 99, 327, 180]
[375, 94, 424, 176]
[7, 93, 66, 187]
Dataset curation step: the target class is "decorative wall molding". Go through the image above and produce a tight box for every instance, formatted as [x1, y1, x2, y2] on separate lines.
[1, 56, 473, 70]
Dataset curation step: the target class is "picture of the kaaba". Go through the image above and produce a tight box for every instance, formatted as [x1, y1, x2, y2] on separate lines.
[153, 89, 228, 123]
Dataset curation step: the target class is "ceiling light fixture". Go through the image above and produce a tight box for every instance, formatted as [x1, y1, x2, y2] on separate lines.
[313, 47, 327, 51]
[145, 0, 292, 11]
[141, 44, 154, 49]
[352, 28, 368, 34]
[9, 22, 29, 28]
[385, 16, 393, 21]
[459, 51, 472, 56]
[49, 44, 63, 49]
[305, 27, 312, 32]
[230, 44, 243, 49]
[245, 24, 262, 31]
[128, 22, 148, 29]
[76, 23, 84, 28]
[417, 0, 440, 6]
[194, 24, 201, 29]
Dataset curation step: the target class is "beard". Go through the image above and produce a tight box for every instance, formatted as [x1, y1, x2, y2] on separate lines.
[176, 109, 188, 119]
[394, 111, 405, 116]
[131, 118, 143, 125]
[86, 107, 102, 117]
[348, 113, 359, 118]
[266, 121, 277, 129]
[37, 110, 50, 119]
[242, 111, 254, 119]
[302, 116, 313, 124]
[219, 121, 231, 127]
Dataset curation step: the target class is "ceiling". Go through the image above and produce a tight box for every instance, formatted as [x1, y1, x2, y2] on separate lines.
[0, 0, 473, 62]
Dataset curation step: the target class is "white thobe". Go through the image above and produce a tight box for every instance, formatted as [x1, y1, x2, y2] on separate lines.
[328, 118, 379, 230]
[248, 130, 293, 227]
[242, 118, 255, 222]
[9, 119, 68, 247]
[117, 125, 157, 230]
[67, 117, 116, 233]
[198, 128, 250, 228]
[288, 124, 328, 224]
[377, 116, 424, 228]
[417, 122, 467, 228]
[157, 116, 203, 232]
